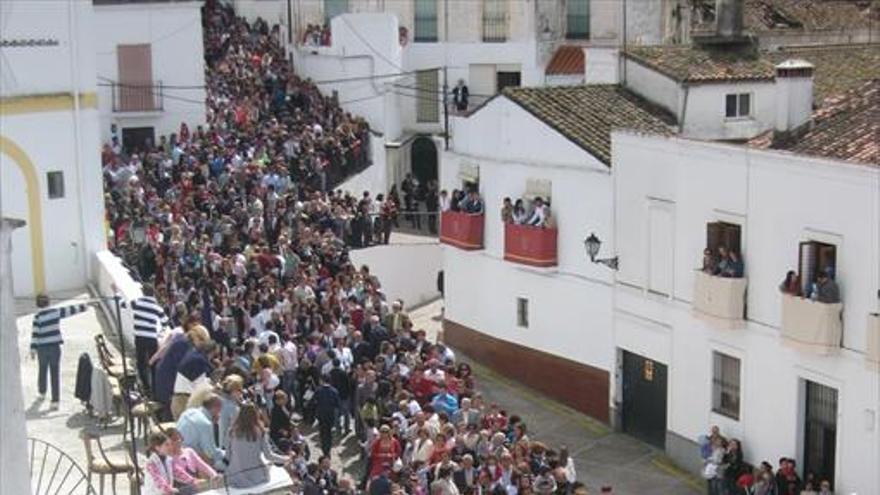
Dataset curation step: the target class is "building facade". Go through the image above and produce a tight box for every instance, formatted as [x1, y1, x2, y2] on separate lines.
[0, 0, 106, 297]
[612, 129, 880, 494]
[93, 0, 207, 149]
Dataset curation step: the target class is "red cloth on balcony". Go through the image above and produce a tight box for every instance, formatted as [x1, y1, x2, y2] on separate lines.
[440, 211, 484, 250]
[504, 224, 558, 267]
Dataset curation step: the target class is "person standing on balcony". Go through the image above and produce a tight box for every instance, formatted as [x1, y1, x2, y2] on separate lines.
[452, 80, 470, 112]
[814, 270, 840, 304]
[30, 294, 91, 410]
[501, 198, 514, 224]
[526, 197, 547, 227]
[460, 190, 484, 214]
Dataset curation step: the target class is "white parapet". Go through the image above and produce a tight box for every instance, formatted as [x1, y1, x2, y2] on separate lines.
[780, 294, 843, 355]
[692, 270, 747, 320]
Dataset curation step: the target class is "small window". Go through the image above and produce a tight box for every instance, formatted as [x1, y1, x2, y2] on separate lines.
[712, 351, 741, 420]
[47, 171, 65, 199]
[414, 0, 438, 42]
[725, 93, 751, 118]
[566, 0, 590, 40]
[516, 297, 529, 328]
[482, 0, 507, 42]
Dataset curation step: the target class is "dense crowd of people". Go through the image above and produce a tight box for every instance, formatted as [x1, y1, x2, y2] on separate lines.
[699, 426, 833, 495]
[100, 2, 592, 494]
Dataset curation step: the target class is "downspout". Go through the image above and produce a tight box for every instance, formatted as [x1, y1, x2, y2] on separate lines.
[68, 0, 90, 285]
[678, 82, 690, 134]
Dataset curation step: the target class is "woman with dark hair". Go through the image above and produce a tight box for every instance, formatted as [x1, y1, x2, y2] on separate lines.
[224, 403, 290, 488]
[779, 270, 801, 296]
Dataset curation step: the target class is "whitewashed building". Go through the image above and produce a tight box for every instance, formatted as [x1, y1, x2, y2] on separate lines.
[282, 0, 677, 192]
[611, 78, 880, 493]
[0, 0, 106, 297]
[439, 84, 675, 422]
[93, 0, 207, 149]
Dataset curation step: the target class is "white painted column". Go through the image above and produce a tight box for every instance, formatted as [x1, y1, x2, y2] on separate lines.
[0, 217, 31, 494]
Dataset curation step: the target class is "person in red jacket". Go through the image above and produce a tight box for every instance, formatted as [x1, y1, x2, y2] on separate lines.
[369, 425, 401, 479]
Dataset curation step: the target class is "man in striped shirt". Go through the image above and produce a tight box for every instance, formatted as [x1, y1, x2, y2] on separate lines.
[30, 293, 91, 409]
[129, 284, 171, 394]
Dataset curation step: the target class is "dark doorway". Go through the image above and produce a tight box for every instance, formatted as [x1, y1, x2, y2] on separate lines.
[622, 350, 668, 448]
[496, 71, 521, 93]
[122, 126, 155, 154]
[411, 136, 438, 185]
[803, 381, 837, 488]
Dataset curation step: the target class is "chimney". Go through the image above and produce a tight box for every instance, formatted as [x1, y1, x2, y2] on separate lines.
[715, 0, 744, 38]
[774, 59, 814, 136]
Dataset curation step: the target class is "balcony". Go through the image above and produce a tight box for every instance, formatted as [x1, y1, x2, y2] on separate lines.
[867, 313, 880, 371]
[780, 294, 843, 355]
[692, 271, 747, 320]
[111, 81, 164, 113]
[504, 224, 557, 267]
[440, 211, 484, 250]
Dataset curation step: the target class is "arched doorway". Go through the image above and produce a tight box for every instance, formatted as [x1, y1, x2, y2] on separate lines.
[0, 135, 46, 295]
[410, 136, 438, 185]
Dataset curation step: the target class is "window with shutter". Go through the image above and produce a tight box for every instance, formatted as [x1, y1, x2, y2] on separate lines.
[116, 44, 155, 111]
[414, 0, 438, 42]
[416, 70, 440, 123]
[712, 352, 741, 420]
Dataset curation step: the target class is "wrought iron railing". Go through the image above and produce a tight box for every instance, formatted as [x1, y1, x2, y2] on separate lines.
[28, 437, 96, 495]
[111, 81, 164, 112]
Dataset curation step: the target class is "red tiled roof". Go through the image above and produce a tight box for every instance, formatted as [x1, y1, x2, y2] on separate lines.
[546, 46, 585, 76]
[749, 79, 880, 166]
[502, 85, 676, 165]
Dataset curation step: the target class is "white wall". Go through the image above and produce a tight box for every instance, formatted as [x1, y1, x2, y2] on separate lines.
[93, 2, 207, 144]
[612, 131, 880, 494]
[93, 250, 144, 349]
[683, 82, 776, 140]
[623, 58, 682, 118]
[1, 0, 105, 297]
[0, 0, 96, 98]
[349, 242, 442, 309]
[233, 0, 286, 25]
[442, 96, 617, 398]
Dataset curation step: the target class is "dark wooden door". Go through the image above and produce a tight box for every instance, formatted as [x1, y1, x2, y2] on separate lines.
[622, 351, 668, 448]
[804, 381, 837, 488]
[122, 127, 155, 154]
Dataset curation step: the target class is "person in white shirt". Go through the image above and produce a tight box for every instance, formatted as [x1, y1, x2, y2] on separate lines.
[439, 190, 450, 212]
[526, 196, 547, 227]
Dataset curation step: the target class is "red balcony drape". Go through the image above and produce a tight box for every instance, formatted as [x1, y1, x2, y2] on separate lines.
[504, 223, 558, 267]
[440, 211, 484, 250]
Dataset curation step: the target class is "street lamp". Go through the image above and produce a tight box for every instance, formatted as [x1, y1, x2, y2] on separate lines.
[584, 232, 619, 271]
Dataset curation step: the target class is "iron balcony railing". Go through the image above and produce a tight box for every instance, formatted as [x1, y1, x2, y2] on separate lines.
[111, 80, 164, 112]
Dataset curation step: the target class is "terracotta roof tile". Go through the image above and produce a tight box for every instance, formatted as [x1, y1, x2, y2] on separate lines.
[624, 44, 880, 96]
[502, 85, 676, 166]
[624, 45, 776, 83]
[749, 79, 880, 166]
[744, 0, 879, 32]
[546, 46, 585, 75]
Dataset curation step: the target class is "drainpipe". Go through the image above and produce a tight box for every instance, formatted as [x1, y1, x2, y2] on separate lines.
[678, 83, 690, 134]
[68, 0, 90, 286]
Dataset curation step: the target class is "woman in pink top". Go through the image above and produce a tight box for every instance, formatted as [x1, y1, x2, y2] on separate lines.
[166, 427, 218, 483]
[144, 432, 196, 495]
